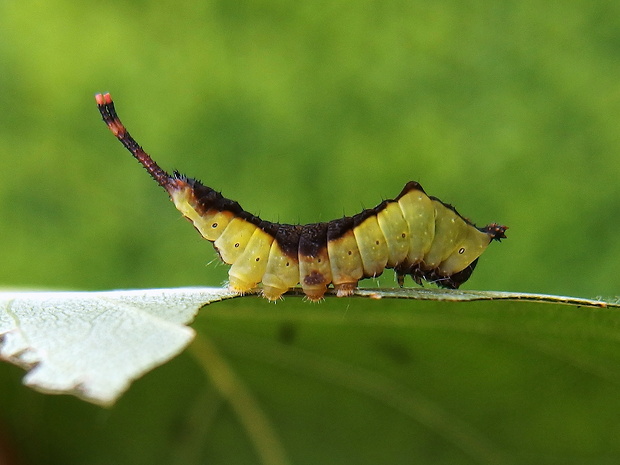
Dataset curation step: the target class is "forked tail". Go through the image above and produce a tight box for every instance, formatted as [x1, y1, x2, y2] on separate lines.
[95, 93, 172, 189]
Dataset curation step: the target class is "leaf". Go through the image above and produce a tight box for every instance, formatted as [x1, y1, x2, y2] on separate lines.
[2, 289, 620, 464]
[190, 295, 620, 465]
[1, 287, 616, 410]
[293, 287, 617, 308]
[0, 288, 236, 406]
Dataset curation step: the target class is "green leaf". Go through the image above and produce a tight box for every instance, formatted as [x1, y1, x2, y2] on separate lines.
[2, 288, 620, 464]
[190, 294, 620, 465]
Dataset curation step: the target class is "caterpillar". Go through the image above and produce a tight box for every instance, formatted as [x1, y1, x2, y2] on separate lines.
[95, 93, 507, 302]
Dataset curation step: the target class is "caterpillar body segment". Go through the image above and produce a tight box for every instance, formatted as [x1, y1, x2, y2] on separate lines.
[227, 225, 274, 293]
[262, 226, 302, 300]
[327, 218, 364, 297]
[353, 214, 389, 278]
[395, 183, 436, 264]
[96, 93, 507, 302]
[375, 201, 409, 267]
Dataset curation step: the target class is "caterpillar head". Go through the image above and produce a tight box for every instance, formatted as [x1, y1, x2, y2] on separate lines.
[436, 223, 508, 284]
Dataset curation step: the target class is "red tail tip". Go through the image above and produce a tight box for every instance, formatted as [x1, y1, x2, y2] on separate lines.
[95, 92, 112, 105]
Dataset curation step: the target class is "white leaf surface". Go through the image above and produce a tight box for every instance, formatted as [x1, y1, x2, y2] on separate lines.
[0, 287, 237, 406]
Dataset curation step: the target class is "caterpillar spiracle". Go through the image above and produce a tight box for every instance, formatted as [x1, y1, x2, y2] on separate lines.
[95, 93, 507, 302]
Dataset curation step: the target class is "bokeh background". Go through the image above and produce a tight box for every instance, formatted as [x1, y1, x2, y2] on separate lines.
[1, 1, 620, 464]
[1, 0, 619, 297]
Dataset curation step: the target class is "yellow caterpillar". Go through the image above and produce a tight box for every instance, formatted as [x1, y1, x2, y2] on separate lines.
[95, 93, 507, 301]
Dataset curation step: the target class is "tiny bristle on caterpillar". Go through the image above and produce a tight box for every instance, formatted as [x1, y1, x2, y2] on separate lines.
[95, 93, 507, 302]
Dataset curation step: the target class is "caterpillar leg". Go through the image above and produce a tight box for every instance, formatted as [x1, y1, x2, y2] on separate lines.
[334, 282, 357, 297]
[300, 277, 330, 302]
[261, 284, 288, 301]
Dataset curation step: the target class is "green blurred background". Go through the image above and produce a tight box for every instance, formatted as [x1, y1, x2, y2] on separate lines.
[2, 0, 620, 464]
[1, 0, 618, 297]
